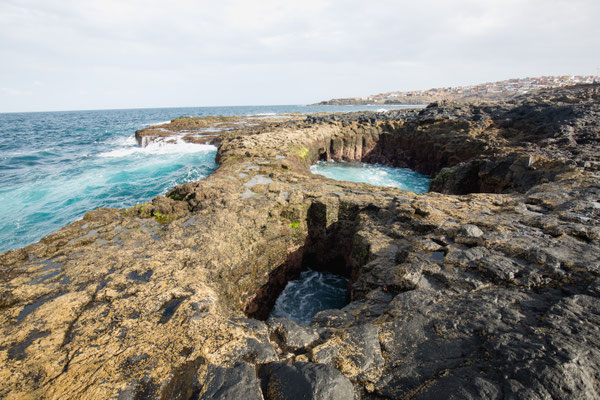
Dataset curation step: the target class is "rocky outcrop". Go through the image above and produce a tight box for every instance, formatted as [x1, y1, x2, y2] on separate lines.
[0, 84, 599, 399]
[134, 114, 303, 148]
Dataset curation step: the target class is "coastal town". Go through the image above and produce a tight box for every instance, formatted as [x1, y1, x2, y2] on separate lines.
[315, 75, 598, 105]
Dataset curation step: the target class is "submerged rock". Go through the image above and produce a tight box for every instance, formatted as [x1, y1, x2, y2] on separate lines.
[0, 84, 599, 399]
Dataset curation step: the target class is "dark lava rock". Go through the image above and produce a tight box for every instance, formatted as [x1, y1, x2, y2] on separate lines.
[267, 317, 320, 352]
[259, 362, 355, 400]
[377, 288, 600, 399]
[197, 362, 264, 400]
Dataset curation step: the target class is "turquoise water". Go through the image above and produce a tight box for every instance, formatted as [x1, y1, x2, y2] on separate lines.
[269, 269, 349, 325]
[0, 105, 417, 253]
[310, 161, 431, 193]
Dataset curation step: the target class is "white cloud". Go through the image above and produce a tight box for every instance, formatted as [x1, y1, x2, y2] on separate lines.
[1, 87, 23, 96]
[0, 0, 599, 111]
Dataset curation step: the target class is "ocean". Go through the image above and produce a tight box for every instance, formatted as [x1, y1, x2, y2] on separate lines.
[269, 269, 349, 325]
[0, 104, 417, 253]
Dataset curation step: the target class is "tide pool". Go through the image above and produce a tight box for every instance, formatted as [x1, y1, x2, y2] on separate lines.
[310, 161, 431, 193]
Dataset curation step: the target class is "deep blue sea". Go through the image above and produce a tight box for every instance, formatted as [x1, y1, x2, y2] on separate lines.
[0, 104, 418, 253]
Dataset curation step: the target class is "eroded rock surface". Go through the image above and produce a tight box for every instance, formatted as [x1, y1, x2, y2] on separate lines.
[1, 84, 599, 399]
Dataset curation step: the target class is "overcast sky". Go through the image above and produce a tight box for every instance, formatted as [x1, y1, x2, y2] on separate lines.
[1, 0, 599, 112]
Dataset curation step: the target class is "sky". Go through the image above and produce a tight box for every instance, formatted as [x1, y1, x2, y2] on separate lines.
[1, 0, 599, 112]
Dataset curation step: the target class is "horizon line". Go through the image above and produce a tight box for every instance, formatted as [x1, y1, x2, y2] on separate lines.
[0, 103, 311, 115]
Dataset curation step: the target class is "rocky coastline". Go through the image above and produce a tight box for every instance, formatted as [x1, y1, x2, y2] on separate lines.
[0, 84, 599, 399]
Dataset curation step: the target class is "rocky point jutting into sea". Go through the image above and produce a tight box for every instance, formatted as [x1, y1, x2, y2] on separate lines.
[1, 84, 599, 399]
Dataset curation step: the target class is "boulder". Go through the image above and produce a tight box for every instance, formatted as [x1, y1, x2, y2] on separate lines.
[260, 362, 355, 400]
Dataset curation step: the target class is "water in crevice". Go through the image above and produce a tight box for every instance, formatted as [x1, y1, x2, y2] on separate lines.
[310, 161, 431, 193]
[269, 269, 349, 325]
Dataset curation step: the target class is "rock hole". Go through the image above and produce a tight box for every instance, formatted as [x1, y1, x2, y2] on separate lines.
[318, 147, 328, 161]
[246, 202, 360, 324]
[310, 161, 431, 193]
[245, 257, 351, 324]
[269, 269, 349, 325]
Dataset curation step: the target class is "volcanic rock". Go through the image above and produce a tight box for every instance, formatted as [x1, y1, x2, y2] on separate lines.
[0, 84, 599, 399]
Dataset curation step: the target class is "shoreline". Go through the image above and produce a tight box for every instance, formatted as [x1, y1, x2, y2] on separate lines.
[1, 84, 599, 399]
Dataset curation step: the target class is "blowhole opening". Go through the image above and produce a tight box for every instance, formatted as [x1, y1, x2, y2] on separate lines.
[318, 147, 328, 161]
[269, 269, 349, 325]
[245, 202, 360, 324]
[307, 124, 556, 195]
[244, 251, 352, 324]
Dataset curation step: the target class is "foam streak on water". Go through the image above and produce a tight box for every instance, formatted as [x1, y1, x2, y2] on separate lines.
[310, 161, 431, 193]
[270, 269, 349, 325]
[99, 137, 216, 158]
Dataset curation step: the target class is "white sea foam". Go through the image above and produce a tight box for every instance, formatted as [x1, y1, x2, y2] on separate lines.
[99, 138, 216, 158]
[376, 108, 390, 113]
[269, 269, 348, 324]
[142, 120, 172, 127]
[247, 112, 293, 120]
[106, 135, 137, 147]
